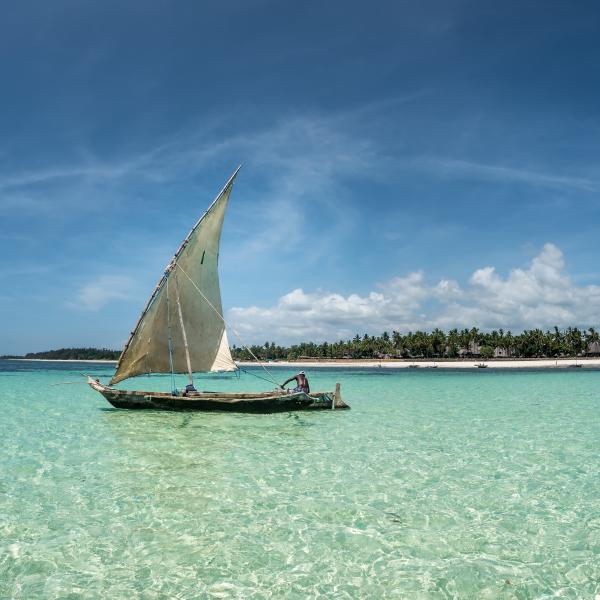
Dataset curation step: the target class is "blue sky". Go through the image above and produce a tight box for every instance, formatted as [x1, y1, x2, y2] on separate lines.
[2, 1, 600, 353]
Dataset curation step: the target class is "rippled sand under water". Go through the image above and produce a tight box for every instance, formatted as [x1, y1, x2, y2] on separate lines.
[1, 360, 600, 598]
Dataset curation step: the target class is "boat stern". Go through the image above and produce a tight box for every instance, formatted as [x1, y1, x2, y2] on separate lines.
[307, 383, 349, 409]
[333, 382, 349, 408]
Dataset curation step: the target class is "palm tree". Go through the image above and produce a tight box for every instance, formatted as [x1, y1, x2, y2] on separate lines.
[503, 331, 514, 357]
[430, 328, 446, 357]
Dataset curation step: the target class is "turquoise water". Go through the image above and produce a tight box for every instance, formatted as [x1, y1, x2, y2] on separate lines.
[2, 361, 600, 598]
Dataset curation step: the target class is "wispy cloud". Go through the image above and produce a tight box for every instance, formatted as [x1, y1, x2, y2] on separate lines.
[0, 141, 182, 195]
[0, 111, 377, 250]
[413, 158, 599, 192]
[71, 275, 138, 311]
[227, 116, 374, 258]
[0, 166, 127, 190]
[227, 243, 600, 343]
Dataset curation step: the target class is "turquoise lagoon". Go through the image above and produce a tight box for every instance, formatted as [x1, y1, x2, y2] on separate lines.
[1, 360, 600, 598]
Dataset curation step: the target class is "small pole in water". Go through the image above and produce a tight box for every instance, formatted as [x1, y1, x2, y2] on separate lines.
[332, 383, 341, 410]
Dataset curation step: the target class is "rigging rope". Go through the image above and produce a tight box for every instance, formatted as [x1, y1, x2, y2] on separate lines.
[174, 263, 280, 388]
[165, 276, 177, 393]
[239, 367, 282, 388]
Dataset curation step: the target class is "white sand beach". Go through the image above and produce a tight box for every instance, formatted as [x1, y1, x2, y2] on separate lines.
[8, 357, 600, 368]
[240, 358, 600, 369]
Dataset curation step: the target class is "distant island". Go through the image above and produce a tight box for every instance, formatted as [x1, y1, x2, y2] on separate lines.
[1, 347, 121, 361]
[3, 327, 600, 362]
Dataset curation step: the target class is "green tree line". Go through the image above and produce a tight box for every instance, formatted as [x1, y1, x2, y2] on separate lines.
[4, 327, 599, 362]
[231, 326, 600, 361]
[1, 347, 121, 360]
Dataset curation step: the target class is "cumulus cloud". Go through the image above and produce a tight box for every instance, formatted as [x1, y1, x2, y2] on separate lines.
[72, 275, 138, 311]
[227, 244, 600, 343]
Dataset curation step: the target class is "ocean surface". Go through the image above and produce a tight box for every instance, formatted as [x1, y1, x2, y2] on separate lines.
[1, 360, 600, 599]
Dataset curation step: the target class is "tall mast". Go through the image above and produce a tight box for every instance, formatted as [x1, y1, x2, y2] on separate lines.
[174, 276, 194, 386]
[165, 275, 176, 392]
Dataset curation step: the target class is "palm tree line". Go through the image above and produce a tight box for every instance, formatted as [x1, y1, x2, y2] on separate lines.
[231, 326, 600, 361]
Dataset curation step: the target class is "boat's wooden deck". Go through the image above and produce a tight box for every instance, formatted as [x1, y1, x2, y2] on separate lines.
[91, 383, 329, 401]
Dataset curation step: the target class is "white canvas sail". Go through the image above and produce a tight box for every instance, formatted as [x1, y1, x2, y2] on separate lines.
[110, 168, 239, 385]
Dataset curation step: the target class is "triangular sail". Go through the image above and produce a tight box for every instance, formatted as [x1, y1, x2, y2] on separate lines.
[110, 168, 239, 385]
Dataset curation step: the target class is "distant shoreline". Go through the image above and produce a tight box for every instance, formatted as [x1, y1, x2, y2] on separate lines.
[5, 357, 600, 369]
[238, 358, 600, 369]
[6, 358, 118, 363]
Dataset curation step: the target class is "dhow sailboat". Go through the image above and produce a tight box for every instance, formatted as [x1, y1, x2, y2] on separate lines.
[88, 167, 348, 412]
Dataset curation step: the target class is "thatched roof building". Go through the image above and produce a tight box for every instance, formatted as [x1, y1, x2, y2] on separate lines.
[587, 341, 600, 356]
[493, 347, 513, 358]
[458, 341, 481, 357]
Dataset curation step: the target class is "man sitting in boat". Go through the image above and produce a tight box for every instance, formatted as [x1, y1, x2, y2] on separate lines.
[281, 371, 310, 394]
[182, 383, 197, 397]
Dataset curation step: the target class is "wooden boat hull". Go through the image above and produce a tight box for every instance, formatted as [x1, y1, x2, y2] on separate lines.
[88, 378, 349, 413]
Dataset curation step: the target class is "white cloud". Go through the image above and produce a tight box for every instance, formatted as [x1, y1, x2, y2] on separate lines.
[433, 278, 463, 302]
[72, 275, 138, 311]
[227, 243, 600, 343]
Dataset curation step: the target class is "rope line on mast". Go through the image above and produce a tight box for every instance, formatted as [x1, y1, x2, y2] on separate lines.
[174, 274, 194, 387]
[174, 262, 280, 388]
[165, 276, 177, 394]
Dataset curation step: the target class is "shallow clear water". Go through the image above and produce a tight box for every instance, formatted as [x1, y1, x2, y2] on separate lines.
[2, 360, 600, 598]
